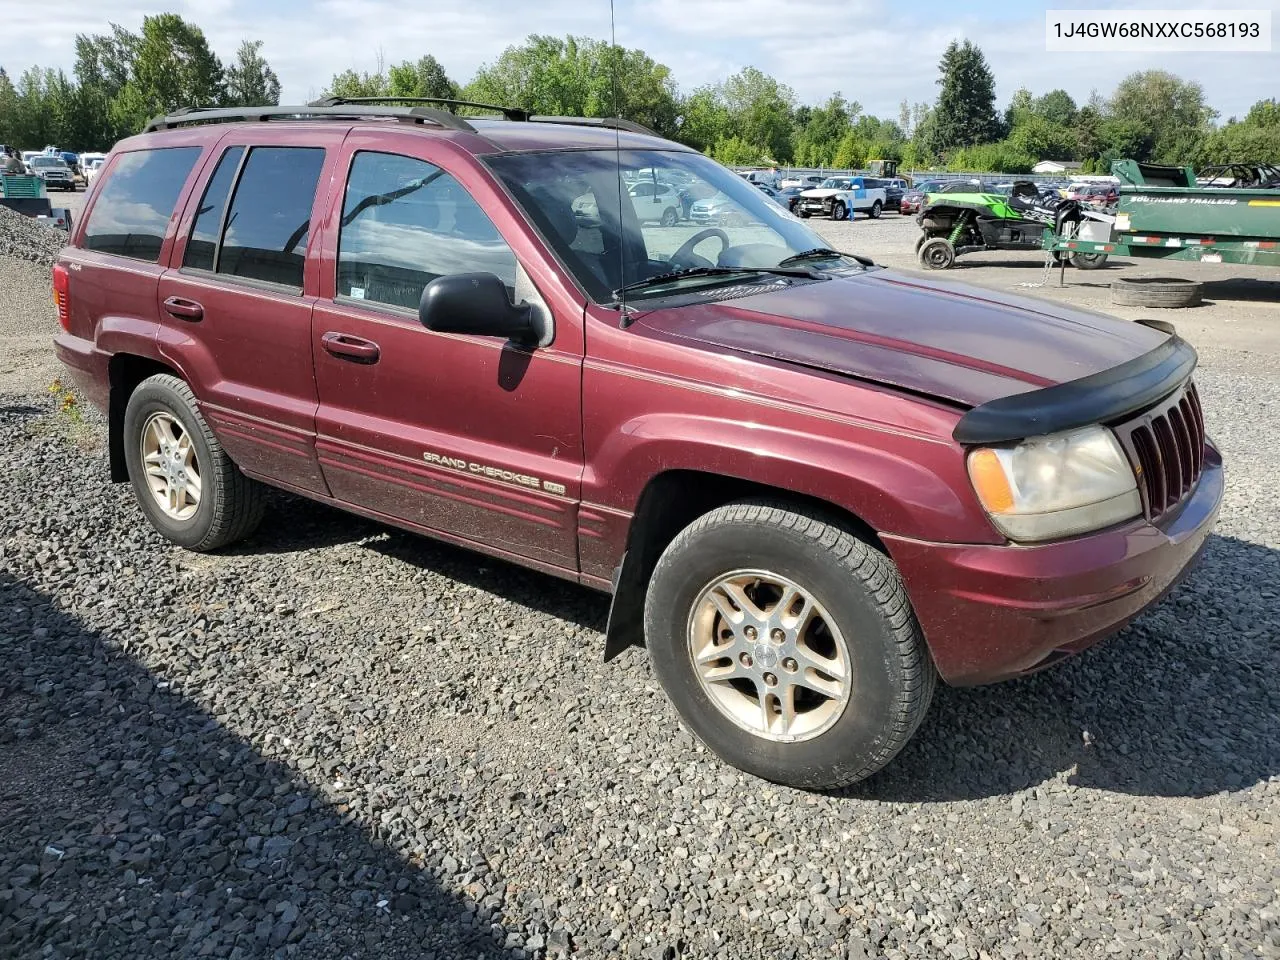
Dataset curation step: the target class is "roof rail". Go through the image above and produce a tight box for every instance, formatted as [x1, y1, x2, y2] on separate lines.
[310, 96, 530, 121]
[142, 104, 476, 134]
[527, 115, 660, 138]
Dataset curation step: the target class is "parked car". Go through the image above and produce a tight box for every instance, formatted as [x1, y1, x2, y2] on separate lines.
[27, 155, 76, 191]
[870, 177, 906, 211]
[54, 102, 1222, 791]
[797, 176, 888, 220]
[689, 189, 761, 225]
[775, 184, 809, 212]
[1068, 182, 1119, 206]
[753, 182, 790, 209]
[779, 174, 825, 190]
[628, 179, 684, 225]
[898, 179, 943, 216]
[85, 157, 106, 185]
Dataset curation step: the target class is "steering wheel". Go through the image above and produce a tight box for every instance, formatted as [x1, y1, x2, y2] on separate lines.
[670, 228, 729, 269]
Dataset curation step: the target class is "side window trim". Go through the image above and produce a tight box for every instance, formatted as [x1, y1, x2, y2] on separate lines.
[211, 146, 252, 275]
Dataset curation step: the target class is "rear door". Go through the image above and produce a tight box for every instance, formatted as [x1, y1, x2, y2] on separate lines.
[158, 128, 345, 494]
[310, 133, 585, 573]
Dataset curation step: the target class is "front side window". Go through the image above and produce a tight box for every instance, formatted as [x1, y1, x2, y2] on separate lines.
[337, 151, 517, 311]
[217, 146, 326, 288]
[82, 147, 201, 262]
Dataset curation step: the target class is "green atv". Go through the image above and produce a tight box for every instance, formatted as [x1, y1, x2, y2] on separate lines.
[915, 181, 1108, 271]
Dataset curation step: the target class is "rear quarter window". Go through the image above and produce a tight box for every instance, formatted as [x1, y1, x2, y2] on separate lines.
[82, 147, 202, 262]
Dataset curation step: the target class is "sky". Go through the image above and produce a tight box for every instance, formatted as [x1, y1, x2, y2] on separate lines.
[1, 0, 1278, 122]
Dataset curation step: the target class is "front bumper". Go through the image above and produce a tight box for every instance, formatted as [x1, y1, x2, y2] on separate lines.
[799, 199, 834, 215]
[884, 444, 1223, 686]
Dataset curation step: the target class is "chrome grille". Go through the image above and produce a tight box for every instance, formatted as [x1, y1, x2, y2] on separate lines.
[1118, 381, 1206, 521]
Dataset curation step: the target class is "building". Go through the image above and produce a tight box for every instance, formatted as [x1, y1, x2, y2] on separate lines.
[1033, 160, 1083, 175]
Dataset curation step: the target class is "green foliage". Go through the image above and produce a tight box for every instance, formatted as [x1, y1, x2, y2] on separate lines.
[1032, 89, 1076, 127]
[387, 55, 457, 101]
[464, 35, 679, 137]
[711, 136, 763, 166]
[1108, 70, 1214, 163]
[326, 68, 387, 99]
[945, 142, 1034, 174]
[931, 40, 1001, 151]
[0, 17, 283, 149]
[226, 40, 281, 107]
[1245, 99, 1280, 127]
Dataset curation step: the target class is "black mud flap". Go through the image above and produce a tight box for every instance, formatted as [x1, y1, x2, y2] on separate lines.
[602, 551, 645, 662]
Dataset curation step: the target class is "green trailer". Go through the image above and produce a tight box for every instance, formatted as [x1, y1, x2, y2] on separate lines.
[1043, 159, 1280, 270]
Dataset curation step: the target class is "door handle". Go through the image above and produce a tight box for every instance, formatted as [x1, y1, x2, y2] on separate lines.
[321, 331, 380, 363]
[163, 296, 203, 321]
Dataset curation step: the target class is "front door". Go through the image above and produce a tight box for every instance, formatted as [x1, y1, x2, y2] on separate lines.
[311, 136, 585, 573]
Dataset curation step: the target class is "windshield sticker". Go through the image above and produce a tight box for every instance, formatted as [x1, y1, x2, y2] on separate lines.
[349, 286, 365, 299]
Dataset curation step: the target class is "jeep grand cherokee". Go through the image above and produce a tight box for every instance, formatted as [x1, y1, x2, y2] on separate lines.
[53, 99, 1222, 789]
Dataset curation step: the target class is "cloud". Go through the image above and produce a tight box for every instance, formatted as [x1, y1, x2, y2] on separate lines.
[1, 0, 1276, 126]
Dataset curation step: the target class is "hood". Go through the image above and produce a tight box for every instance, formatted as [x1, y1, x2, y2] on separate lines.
[801, 188, 843, 198]
[632, 269, 1169, 408]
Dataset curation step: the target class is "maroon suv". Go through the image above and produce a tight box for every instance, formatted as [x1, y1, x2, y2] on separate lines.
[54, 100, 1223, 789]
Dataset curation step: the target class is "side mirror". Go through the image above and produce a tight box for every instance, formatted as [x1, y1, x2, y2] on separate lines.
[418, 272, 547, 347]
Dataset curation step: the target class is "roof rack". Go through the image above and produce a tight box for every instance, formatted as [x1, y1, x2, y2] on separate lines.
[526, 115, 659, 137]
[143, 102, 664, 140]
[142, 103, 476, 133]
[309, 96, 530, 122]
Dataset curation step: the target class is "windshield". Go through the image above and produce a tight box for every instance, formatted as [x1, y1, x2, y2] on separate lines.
[487, 149, 857, 303]
[32, 157, 65, 168]
[818, 178, 851, 190]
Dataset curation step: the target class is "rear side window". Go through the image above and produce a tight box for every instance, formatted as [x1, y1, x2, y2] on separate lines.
[184, 146, 245, 272]
[82, 147, 201, 262]
[217, 147, 325, 288]
[336, 151, 516, 311]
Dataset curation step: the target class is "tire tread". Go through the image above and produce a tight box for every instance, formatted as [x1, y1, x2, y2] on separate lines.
[653, 499, 936, 788]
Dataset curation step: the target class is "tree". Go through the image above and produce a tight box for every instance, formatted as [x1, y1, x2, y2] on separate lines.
[106, 14, 225, 133]
[676, 86, 729, 154]
[1005, 86, 1033, 130]
[466, 36, 678, 137]
[1109, 70, 1214, 163]
[73, 24, 139, 100]
[931, 40, 1001, 152]
[1245, 98, 1280, 127]
[1032, 89, 1076, 126]
[794, 93, 856, 166]
[225, 40, 280, 107]
[326, 68, 387, 99]
[719, 67, 795, 162]
[387, 55, 456, 100]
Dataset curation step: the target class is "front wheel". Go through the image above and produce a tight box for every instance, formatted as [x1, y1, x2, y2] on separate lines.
[870, 200, 883, 219]
[123, 374, 265, 551]
[830, 201, 846, 221]
[643, 501, 936, 789]
[918, 236, 956, 269]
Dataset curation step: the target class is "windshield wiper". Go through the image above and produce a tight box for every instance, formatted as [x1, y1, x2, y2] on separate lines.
[612, 265, 819, 300]
[777, 247, 877, 268]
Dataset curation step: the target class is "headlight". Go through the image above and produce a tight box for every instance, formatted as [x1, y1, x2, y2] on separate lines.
[966, 425, 1142, 542]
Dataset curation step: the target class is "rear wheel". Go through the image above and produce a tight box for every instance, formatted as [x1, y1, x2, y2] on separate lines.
[918, 237, 956, 270]
[660, 206, 679, 227]
[1070, 252, 1108, 270]
[831, 201, 846, 221]
[644, 501, 935, 789]
[870, 200, 883, 219]
[123, 374, 265, 551]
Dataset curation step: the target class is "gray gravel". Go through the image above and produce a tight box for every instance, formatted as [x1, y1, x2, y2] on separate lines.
[1, 209, 1278, 958]
[0, 205, 65, 268]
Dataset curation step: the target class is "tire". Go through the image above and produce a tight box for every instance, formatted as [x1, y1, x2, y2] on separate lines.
[914, 234, 927, 253]
[123, 374, 265, 551]
[1070, 252, 1108, 270]
[870, 200, 883, 219]
[918, 237, 956, 270]
[799, 210, 811, 219]
[1110, 276, 1203, 309]
[830, 201, 846, 221]
[660, 206, 679, 227]
[643, 501, 936, 790]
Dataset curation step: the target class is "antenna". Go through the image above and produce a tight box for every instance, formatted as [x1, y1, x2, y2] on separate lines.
[609, 0, 628, 324]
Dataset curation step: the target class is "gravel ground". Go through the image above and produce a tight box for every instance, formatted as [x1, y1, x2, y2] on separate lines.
[1, 206, 1278, 959]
